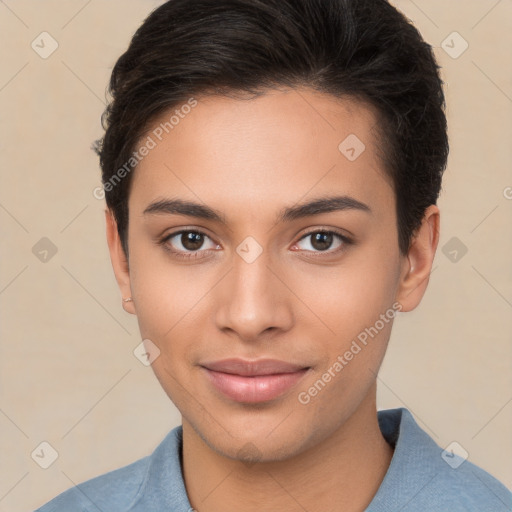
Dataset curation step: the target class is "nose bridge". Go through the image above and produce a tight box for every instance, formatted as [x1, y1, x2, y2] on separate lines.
[214, 242, 293, 340]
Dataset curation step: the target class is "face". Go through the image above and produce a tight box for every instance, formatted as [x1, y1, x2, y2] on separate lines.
[107, 87, 438, 462]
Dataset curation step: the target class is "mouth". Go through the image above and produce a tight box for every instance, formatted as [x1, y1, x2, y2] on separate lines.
[200, 358, 311, 403]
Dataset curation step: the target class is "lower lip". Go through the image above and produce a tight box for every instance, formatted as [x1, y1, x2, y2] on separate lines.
[202, 367, 309, 403]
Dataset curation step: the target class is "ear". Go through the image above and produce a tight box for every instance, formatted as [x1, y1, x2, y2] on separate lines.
[105, 209, 135, 315]
[395, 205, 440, 312]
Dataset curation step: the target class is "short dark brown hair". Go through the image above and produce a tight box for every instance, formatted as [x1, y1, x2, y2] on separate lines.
[93, 0, 449, 257]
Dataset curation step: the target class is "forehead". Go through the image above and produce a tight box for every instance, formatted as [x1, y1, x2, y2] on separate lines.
[130, 87, 393, 220]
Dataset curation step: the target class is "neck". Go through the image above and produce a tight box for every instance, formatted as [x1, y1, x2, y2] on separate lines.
[182, 385, 393, 512]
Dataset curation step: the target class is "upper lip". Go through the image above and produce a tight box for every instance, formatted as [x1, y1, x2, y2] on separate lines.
[201, 358, 309, 376]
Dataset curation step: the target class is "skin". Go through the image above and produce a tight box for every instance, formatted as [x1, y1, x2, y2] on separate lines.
[106, 86, 440, 512]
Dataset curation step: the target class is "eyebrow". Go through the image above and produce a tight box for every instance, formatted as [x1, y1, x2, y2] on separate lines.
[143, 195, 372, 225]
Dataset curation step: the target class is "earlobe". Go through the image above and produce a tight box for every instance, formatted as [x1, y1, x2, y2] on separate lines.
[105, 209, 136, 315]
[395, 205, 440, 312]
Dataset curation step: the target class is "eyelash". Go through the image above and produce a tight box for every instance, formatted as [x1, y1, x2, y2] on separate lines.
[158, 228, 353, 261]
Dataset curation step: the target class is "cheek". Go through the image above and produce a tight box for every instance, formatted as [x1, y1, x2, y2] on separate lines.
[128, 246, 205, 345]
[128, 251, 206, 404]
[293, 253, 399, 341]
[295, 269, 397, 417]
[290, 245, 400, 404]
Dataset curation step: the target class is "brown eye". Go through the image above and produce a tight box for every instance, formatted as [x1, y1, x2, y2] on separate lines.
[161, 229, 219, 259]
[180, 231, 205, 251]
[296, 230, 348, 253]
[310, 232, 334, 251]
[295, 229, 353, 256]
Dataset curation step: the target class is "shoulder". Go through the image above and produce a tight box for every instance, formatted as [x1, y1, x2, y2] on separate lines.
[437, 456, 512, 511]
[33, 426, 184, 512]
[370, 408, 512, 512]
[34, 455, 150, 512]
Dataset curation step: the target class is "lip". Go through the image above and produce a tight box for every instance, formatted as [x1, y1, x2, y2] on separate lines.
[200, 358, 310, 403]
[201, 358, 308, 376]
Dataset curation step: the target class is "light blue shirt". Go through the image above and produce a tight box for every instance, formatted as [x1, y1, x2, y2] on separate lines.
[34, 408, 512, 511]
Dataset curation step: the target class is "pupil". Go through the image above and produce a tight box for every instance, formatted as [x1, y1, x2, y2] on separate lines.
[182, 232, 203, 250]
[312, 232, 332, 251]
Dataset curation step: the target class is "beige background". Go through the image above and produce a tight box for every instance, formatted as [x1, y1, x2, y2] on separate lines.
[0, 1, 511, 510]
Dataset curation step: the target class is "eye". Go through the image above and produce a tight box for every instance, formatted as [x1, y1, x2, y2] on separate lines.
[293, 229, 352, 255]
[159, 227, 353, 260]
[160, 229, 220, 259]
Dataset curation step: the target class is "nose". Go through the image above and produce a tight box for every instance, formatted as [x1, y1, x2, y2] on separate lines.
[213, 247, 294, 344]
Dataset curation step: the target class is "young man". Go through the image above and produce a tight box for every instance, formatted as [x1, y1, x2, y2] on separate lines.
[35, 0, 511, 510]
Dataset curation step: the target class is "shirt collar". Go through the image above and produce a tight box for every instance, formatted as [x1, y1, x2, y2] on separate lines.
[128, 407, 437, 510]
[367, 407, 445, 511]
